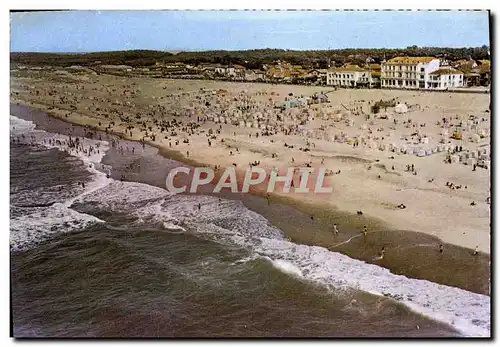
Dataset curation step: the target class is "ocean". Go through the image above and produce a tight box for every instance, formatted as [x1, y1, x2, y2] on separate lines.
[9, 109, 490, 338]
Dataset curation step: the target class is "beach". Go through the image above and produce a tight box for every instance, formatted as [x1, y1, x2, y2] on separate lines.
[10, 69, 491, 254]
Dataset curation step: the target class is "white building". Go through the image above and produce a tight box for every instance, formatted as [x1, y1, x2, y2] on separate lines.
[326, 65, 372, 87]
[381, 57, 440, 89]
[427, 68, 465, 90]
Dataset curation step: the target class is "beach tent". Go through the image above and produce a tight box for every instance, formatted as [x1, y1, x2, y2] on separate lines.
[471, 134, 481, 143]
[395, 103, 408, 114]
[417, 149, 426, 157]
[477, 129, 488, 138]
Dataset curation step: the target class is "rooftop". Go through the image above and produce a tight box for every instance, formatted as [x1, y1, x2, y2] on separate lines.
[429, 68, 464, 76]
[330, 65, 368, 72]
[385, 57, 437, 64]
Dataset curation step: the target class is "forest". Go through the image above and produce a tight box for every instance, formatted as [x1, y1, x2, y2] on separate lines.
[11, 46, 490, 69]
[10, 50, 173, 67]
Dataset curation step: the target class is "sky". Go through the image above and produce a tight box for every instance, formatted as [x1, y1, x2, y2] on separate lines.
[10, 10, 490, 52]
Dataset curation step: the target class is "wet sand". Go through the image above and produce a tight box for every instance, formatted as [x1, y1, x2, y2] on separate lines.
[10, 103, 491, 296]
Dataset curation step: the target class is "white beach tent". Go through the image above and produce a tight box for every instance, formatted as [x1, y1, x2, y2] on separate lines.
[417, 149, 427, 157]
[471, 134, 481, 143]
[395, 103, 408, 114]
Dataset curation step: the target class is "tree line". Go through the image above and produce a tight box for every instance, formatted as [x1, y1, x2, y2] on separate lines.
[10, 50, 173, 67]
[11, 46, 489, 69]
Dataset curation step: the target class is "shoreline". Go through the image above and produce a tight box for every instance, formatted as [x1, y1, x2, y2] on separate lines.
[10, 102, 491, 296]
[9, 74, 490, 255]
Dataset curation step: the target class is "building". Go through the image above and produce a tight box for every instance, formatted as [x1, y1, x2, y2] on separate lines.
[230, 65, 246, 79]
[456, 59, 490, 87]
[427, 68, 464, 90]
[307, 69, 328, 85]
[245, 70, 266, 81]
[477, 60, 490, 86]
[326, 65, 372, 88]
[381, 57, 440, 89]
[366, 63, 381, 87]
[98, 65, 133, 74]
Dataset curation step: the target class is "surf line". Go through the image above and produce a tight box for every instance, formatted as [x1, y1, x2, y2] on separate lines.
[330, 231, 377, 249]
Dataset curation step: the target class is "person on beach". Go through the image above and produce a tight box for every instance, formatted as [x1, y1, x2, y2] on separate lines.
[332, 224, 339, 236]
[373, 247, 385, 260]
[473, 246, 479, 256]
[362, 226, 368, 236]
[198, 203, 201, 210]
[266, 193, 271, 206]
[439, 244, 444, 254]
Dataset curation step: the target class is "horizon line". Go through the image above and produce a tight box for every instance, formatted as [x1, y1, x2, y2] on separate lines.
[10, 45, 491, 54]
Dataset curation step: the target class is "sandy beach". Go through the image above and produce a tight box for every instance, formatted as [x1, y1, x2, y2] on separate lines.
[10, 69, 491, 254]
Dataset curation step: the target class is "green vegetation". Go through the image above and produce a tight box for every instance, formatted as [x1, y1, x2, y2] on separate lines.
[10, 50, 173, 67]
[11, 46, 489, 69]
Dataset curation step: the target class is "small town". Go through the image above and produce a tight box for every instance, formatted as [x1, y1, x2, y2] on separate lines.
[14, 54, 491, 91]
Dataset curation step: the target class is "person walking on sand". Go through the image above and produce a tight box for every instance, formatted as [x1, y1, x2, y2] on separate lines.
[473, 246, 479, 256]
[362, 225, 368, 236]
[439, 244, 444, 254]
[266, 193, 271, 206]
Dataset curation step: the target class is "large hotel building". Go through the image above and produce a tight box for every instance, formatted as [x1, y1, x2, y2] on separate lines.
[381, 57, 440, 89]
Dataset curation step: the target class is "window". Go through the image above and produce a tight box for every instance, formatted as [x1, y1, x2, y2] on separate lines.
[420, 68, 425, 72]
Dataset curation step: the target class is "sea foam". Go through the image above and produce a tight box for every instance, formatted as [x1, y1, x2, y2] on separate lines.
[10, 115, 110, 251]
